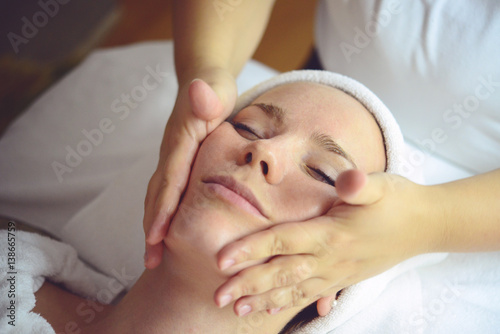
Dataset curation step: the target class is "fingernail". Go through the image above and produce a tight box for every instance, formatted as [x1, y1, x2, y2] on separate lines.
[237, 304, 252, 316]
[146, 229, 156, 244]
[220, 259, 235, 270]
[219, 294, 232, 308]
[269, 307, 282, 315]
[143, 250, 149, 265]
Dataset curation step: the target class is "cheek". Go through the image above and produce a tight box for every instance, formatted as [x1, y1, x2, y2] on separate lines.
[198, 125, 241, 164]
[189, 127, 238, 180]
[271, 175, 337, 222]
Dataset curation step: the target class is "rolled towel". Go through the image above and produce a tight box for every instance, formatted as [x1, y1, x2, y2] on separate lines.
[0, 230, 126, 334]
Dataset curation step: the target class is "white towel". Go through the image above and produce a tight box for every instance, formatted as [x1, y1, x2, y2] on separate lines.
[0, 230, 126, 333]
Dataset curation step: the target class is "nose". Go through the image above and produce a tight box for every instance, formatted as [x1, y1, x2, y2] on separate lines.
[240, 141, 284, 184]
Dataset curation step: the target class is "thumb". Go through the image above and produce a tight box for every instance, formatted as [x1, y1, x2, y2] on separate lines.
[336, 169, 386, 205]
[316, 295, 336, 316]
[188, 78, 225, 121]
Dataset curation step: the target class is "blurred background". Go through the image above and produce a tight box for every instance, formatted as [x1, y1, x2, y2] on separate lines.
[0, 0, 317, 137]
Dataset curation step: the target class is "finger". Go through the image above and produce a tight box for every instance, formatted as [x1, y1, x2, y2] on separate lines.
[217, 221, 332, 270]
[336, 169, 386, 205]
[143, 176, 163, 268]
[232, 278, 330, 316]
[146, 134, 199, 245]
[144, 243, 163, 269]
[316, 293, 337, 317]
[189, 79, 224, 121]
[143, 174, 161, 236]
[214, 255, 317, 308]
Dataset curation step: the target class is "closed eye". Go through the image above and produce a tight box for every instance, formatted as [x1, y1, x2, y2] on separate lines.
[229, 121, 261, 139]
[305, 166, 336, 187]
[230, 120, 336, 187]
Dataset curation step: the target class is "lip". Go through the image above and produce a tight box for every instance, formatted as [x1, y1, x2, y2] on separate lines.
[203, 175, 267, 218]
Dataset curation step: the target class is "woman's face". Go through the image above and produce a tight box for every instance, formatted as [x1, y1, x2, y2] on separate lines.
[167, 82, 385, 256]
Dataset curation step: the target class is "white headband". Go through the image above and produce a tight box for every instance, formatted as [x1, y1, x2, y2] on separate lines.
[233, 70, 404, 174]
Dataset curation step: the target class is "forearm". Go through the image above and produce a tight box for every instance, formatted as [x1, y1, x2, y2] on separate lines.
[173, 0, 275, 86]
[427, 168, 500, 252]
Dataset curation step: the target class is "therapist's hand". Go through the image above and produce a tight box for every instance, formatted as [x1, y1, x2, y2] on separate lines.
[214, 169, 440, 316]
[143, 68, 237, 269]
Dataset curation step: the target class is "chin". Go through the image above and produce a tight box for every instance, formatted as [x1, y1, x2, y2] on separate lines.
[166, 201, 246, 255]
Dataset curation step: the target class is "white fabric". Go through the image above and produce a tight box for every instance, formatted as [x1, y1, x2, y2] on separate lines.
[0, 42, 498, 333]
[302, 251, 500, 334]
[0, 230, 126, 334]
[316, 0, 500, 184]
[233, 69, 405, 175]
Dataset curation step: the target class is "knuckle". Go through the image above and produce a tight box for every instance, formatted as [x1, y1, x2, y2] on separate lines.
[256, 299, 275, 311]
[273, 269, 293, 288]
[234, 242, 251, 262]
[295, 261, 314, 279]
[269, 290, 287, 307]
[267, 231, 286, 256]
[320, 230, 351, 255]
[323, 229, 339, 247]
[313, 239, 332, 259]
[290, 286, 308, 305]
[236, 276, 259, 296]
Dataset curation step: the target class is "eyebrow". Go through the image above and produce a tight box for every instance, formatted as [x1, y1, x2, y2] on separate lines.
[251, 103, 285, 126]
[310, 132, 357, 168]
[250, 102, 357, 167]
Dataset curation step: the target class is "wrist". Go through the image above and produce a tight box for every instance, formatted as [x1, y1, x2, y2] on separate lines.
[175, 50, 237, 87]
[176, 63, 234, 90]
[419, 183, 451, 253]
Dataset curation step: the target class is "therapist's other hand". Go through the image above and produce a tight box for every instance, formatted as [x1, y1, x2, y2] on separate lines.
[144, 69, 237, 269]
[215, 169, 439, 316]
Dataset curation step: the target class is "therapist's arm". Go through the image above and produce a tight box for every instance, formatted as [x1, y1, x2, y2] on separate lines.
[173, 0, 275, 87]
[143, 0, 276, 268]
[429, 168, 500, 252]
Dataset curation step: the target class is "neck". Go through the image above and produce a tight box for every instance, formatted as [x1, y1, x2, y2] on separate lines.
[85, 243, 294, 334]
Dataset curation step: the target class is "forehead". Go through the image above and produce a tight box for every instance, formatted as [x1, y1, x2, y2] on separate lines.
[248, 82, 386, 172]
[250, 82, 373, 135]
[251, 82, 369, 124]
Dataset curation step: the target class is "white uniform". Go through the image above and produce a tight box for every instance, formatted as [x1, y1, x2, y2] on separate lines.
[316, 0, 500, 183]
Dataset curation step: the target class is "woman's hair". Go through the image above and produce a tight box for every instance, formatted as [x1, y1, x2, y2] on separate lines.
[279, 302, 319, 334]
[278, 290, 343, 334]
